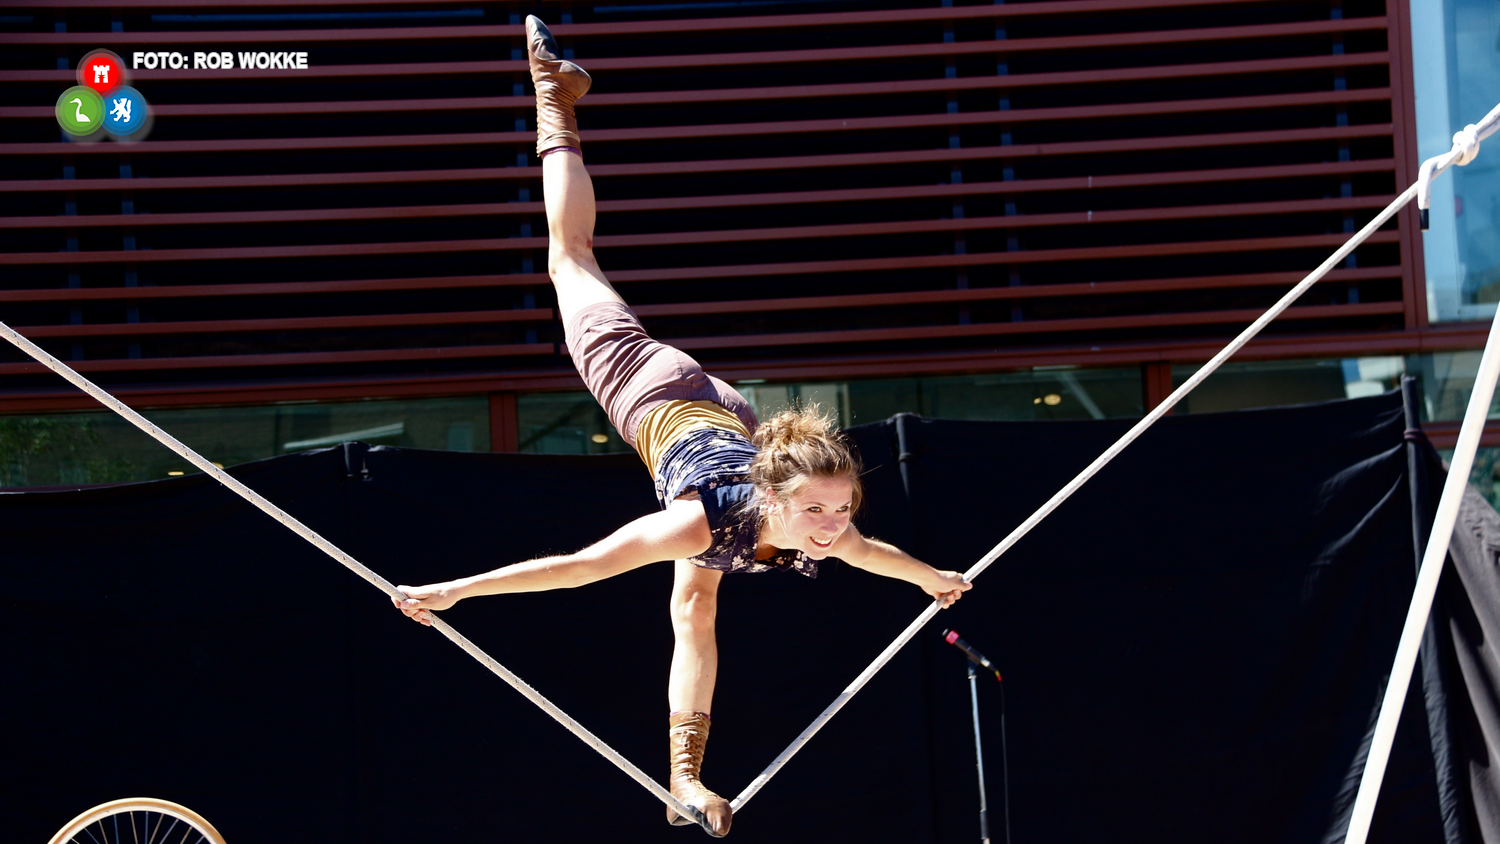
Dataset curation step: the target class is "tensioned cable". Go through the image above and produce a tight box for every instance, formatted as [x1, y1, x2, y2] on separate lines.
[0, 323, 714, 837]
[729, 103, 1500, 815]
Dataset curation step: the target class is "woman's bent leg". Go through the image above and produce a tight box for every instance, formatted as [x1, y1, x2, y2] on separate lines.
[666, 561, 732, 835]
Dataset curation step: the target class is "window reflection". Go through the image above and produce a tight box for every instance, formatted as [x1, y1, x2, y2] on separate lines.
[518, 367, 1146, 457]
[1412, 0, 1500, 322]
[0, 397, 489, 488]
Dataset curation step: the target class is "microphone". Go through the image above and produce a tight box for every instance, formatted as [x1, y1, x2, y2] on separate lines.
[943, 629, 1001, 681]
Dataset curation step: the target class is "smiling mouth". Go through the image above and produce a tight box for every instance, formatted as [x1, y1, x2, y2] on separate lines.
[810, 537, 833, 549]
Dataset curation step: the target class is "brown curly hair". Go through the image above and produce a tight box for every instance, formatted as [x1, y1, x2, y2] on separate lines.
[748, 404, 863, 514]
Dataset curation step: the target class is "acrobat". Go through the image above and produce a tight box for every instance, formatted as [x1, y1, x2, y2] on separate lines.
[392, 17, 971, 838]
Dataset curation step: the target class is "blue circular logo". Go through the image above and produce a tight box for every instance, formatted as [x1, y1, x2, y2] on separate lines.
[101, 85, 148, 136]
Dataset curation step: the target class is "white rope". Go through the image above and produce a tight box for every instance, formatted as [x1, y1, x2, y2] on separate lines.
[0, 323, 712, 835]
[1343, 106, 1500, 844]
[731, 105, 1500, 815]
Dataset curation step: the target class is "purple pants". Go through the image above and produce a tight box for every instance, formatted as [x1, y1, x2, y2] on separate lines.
[563, 301, 758, 448]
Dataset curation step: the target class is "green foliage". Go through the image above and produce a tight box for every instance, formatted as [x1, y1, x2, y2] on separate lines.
[0, 415, 136, 487]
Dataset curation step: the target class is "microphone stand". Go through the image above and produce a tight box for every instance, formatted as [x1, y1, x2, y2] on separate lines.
[964, 660, 1010, 844]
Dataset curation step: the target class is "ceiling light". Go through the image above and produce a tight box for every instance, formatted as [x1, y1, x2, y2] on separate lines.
[591, 433, 609, 444]
[1043, 393, 1062, 406]
[167, 471, 184, 476]
[1032, 397, 1041, 405]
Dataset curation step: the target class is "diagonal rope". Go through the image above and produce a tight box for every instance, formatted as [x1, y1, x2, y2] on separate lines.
[730, 102, 1500, 815]
[0, 323, 714, 836]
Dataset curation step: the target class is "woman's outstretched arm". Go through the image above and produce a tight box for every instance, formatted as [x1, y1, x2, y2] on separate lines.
[832, 524, 972, 608]
[394, 500, 712, 625]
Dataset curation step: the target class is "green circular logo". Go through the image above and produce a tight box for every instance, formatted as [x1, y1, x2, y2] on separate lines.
[56, 86, 104, 136]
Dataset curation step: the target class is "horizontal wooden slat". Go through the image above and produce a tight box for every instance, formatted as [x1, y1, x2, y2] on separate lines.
[0, 125, 1393, 192]
[1, 266, 1401, 339]
[0, 301, 1402, 376]
[670, 301, 1405, 351]
[0, 265, 1397, 306]
[0, 323, 1478, 415]
[0, 16, 1388, 85]
[0, 88, 1392, 157]
[0, 160, 1395, 229]
[0, 0, 1337, 33]
[0, 343, 552, 376]
[0, 201, 1401, 264]
[632, 266, 1400, 316]
[13, 309, 555, 339]
[0, 192, 1388, 231]
[0, 274, 544, 303]
[605, 196, 1396, 247]
[0, 52, 1392, 120]
[593, 232, 1404, 282]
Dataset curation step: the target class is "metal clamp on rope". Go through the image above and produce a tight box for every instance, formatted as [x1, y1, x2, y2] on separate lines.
[1417, 106, 1500, 231]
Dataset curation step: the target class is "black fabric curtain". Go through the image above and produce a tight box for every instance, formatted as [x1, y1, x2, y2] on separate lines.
[1436, 484, 1500, 844]
[2, 391, 1490, 843]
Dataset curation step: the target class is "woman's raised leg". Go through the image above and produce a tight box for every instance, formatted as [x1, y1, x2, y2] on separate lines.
[527, 15, 625, 325]
[543, 151, 626, 324]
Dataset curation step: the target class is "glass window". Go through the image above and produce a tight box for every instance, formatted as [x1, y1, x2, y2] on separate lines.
[840, 368, 1144, 424]
[1439, 446, 1500, 510]
[1170, 357, 1405, 414]
[516, 392, 630, 455]
[1411, 0, 1500, 323]
[1169, 352, 1499, 422]
[522, 367, 1145, 458]
[742, 369, 1144, 426]
[0, 396, 490, 488]
[737, 382, 852, 427]
[1406, 350, 1500, 421]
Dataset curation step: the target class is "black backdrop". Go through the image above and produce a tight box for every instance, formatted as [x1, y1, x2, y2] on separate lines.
[0, 391, 1472, 843]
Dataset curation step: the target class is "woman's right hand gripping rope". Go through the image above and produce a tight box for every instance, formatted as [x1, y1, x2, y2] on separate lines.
[393, 582, 461, 627]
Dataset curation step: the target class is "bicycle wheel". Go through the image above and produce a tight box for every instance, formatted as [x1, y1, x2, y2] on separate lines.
[48, 797, 227, 844]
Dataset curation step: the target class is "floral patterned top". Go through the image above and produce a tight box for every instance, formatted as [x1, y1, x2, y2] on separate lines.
[653, 427, 818, 578]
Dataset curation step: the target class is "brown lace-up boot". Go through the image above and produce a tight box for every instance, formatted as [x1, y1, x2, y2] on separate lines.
[667, 711, 733, 837]
[525, 15, 591, 157]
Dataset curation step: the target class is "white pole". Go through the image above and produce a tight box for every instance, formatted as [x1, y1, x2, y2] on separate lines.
[0, 322, 711, 833]
[1342, 303, 1500, 843]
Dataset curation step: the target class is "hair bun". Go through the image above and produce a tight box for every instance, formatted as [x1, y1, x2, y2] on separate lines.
[751, 404, 839, 450]
[749, 403, 863, 513]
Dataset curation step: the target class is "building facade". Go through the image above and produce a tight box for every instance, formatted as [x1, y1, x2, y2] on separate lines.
[2, 0, 1496, 493]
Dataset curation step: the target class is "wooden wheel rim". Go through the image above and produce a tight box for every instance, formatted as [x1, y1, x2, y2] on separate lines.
[47, 797, 227, 844]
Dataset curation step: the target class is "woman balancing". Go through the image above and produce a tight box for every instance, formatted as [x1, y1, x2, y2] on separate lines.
[394, 17, 971, 837]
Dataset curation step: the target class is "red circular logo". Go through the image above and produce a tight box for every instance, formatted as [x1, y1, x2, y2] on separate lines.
[77, 49, 126, 96]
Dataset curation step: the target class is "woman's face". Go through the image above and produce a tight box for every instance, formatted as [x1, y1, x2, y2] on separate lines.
[770, 475, 854, 559]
